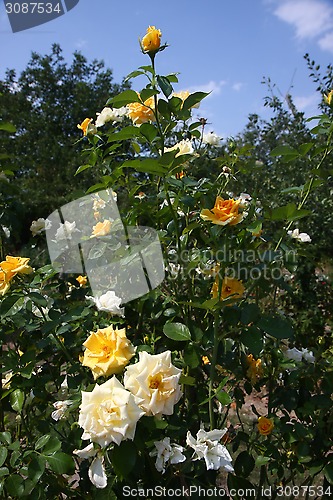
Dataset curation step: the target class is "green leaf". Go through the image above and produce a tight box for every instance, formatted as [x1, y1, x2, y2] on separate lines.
[269, 203, 297, 221]
[28, 292, 48, 308]
[35, 435, 51, 451]
[10, 389, 24, 413]
[165, 73, 179, 83]
[0, 448, 7, 468]
[75, 164, 92, 176]
[298, 142, 314, 156]
[271, 145, 299, 158]
[280, 186, 304, 194]
[258, 315, 294, 339]
[163, 322, 191, 341]
[182, 91, 209, 110]
[0, 433, 11, 446]
[1, 296, 25, 318]
[122, 158, 167, 176]
[139, 123, 158, 143]
[0, 467, 9, 478]
[255, 456, 271, 467]
[240, 304, 260, 324]
[46, 452, 75, 475]
[0, 122, 16, 133]
[140, 88, 158, 102]
[216, 391, 232, 405]
[107, 90, 141, 108]
[179, 375, 196, 386]
[107, 125, 141, 143]
[110, 441, 137, 479]
[324, 462, 333, 484]
[234, 450, 255, 477]
[158, 99, 171, 119]
[5, 474, 24, 497]
[240, 327, 263, 357]
[157, 75, 173, 98]
[124, 69, 145, 82]
[28, 456, 45, 484]
[41, 436, 61, 455]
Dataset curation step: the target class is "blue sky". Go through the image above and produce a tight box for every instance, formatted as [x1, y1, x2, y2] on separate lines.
[1, 0, 333, 138]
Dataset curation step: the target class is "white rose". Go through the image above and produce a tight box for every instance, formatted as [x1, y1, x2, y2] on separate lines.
[86, 290, 124, 317]
[95, 107, 127, 127]
[164, 139, 194, 157]
[186, 428, 233, 472]
[149, 437, 186, 474]
[124, 351, 182, 417]
[30, 218, 52, 236]
[287, 228, 311, 243]
[54, 221, 80, 242]
[202, 132, 221, 146]
[78, 376, 144, 447]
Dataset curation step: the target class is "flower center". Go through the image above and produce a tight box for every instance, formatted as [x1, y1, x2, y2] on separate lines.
[149, 373, 163, 390]
[225, 286, 232, 294]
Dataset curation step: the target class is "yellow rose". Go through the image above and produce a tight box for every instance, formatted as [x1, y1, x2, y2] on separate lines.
[77, 118, 93, 136]
[127, 95, 155, 125]
[1, 256, 33, 275]
[76, 275, 87, 287]
[78, 376, 144, 447]
[141, 25, 162, 53]
[324, 89, 333, 106]
[0, 271, 11, 296]
[211, 276, 245, 301]
[124, 350, 182, 417]
[200, 196, 244, 226]
[257, 416, 274, 436]
[81, 326, 135, 380]
[91, 219, 112, 237]
[246, 354, 263, 385]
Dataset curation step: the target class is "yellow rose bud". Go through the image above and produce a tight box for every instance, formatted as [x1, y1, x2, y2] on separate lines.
[200, 196, 244, 226]
[141, 25, 162, 53]
[77, 118, 93, 136]
[257, 416, 274, 436]
[81, 325, 135, 380]
[76, 275, 87, 287]
[324, 89, 333, 106]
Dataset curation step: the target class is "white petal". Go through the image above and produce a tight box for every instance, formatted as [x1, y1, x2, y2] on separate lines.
[73, 443, 97, 459]
[88, 456, 107, 489]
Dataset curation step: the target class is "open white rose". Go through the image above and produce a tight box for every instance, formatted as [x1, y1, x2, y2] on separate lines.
[124, 351, 182, 417]
[30, 217, 52, 236]
[54, 221, 80, 242]
[86, 290, 124, 317]
[186, 428, 234, 472]
[202, 132, 221, 146]
[149, 437, 186, 474]
[164, 139, 194, 157]
[95, 107, 127, 127]
[78, 376, 144, 447]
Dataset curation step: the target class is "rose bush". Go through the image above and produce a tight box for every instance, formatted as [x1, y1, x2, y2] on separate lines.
[0, 27, 332, 499]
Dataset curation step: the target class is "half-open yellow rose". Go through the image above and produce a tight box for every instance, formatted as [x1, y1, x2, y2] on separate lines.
[77, 118, 93, 136]
[81, 326, 135, 380]
[0, 271, 11, 296]
[1, 256, 33, 275]
[141, 26, 162, 53]
[211, 276, 245, 301]
[246, 354, 263, 385]
[127, 95, 155, 125]
[91, 219, 112, 237]
[257, 416, 274, 436]
[200, 196, 243, 226]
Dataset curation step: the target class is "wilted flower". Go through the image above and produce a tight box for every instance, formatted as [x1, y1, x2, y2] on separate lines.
[149, 437, 186, 474]
[78, 376, 144, 447]
[124, 350, 182, 417]
[81, 325, 135, 380]
[91, 219, 112, 237]
[211, 276, 245, 302]
[287, 228, 311, 243]
[77, 118, 94, 136]
[141, 25, 162, 53]
[186, 428, 234, 472]
[95, 107, 127, 127]
[87, 290, 124, 316]
[54, 221, 80, 242]
[246, 354, 263, 384]
[257, 416, 274, 436]
[285, 347, 315, 363]
[51, 400, 73, 421]
[200, 196, 244, 226]
[30, 218, 52, 236]
[202, 132, 221, 146]
[127, 95, 155, 125]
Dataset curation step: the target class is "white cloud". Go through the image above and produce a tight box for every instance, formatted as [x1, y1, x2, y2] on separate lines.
[273, 0, 333, 39]
[232, 82, 244, 92]
[318, 31, 333, 52]
[188, 80, 227, 97]
[75, 39, 87, 49]
[293, 93, 319, 110]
